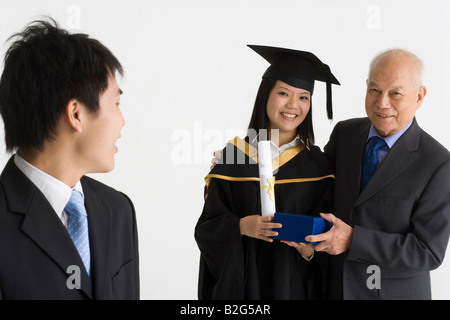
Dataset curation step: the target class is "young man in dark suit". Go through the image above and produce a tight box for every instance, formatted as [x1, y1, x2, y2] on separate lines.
[0, 19, 139, 299]
[307, 49, 450, 299]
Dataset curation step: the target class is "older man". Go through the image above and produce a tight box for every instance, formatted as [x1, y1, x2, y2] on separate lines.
[307, 49, 450, 299]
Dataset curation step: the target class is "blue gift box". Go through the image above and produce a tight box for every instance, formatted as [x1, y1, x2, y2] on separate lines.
[272, 213, 332, 244]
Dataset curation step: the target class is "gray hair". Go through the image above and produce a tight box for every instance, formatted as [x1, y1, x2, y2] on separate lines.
[368, 48, 424, 87]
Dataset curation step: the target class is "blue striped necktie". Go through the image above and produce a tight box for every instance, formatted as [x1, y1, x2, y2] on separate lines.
[65, 189, 91, 276]
[360, 136, 387, 191]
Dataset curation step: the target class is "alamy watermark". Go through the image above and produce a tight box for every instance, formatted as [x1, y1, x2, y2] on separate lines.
[366, 264, 381, 290]
[366, 4, 381, 30]
[66, 4, 82, 30]
[170, 121, 279, 166]
[66, 265, 81, 289]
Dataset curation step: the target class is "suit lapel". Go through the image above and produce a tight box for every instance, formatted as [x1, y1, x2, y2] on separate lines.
[346, 121, 371, 205]
[2, 157, 93, 299]
[82, 177, 111, 300]
[354, 118, 420, 207]
[20, 195, 93, 298]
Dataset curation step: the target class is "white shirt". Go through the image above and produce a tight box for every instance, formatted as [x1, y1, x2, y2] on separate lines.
[270, 135, 302, 159]
[14, 153, 84, 228]
[252, 134, 302, 159]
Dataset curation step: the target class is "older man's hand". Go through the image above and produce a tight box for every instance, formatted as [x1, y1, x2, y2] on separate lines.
[305, 213, 354, 255]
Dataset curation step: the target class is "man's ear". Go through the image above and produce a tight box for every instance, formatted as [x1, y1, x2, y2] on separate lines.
[65, 99, 83, 133]
[416, 86, 427, 109]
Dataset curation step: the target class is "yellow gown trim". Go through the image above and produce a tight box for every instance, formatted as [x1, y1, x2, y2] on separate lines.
[203, 137, 334, 199]
[205, 173, 335, 188]
[229, 136, 304, 172]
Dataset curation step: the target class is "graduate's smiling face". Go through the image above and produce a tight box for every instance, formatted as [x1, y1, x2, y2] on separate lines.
[266, 80, 311, 139]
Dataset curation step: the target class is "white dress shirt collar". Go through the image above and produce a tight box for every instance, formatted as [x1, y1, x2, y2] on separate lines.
[14, 153, 83, 227]
[366, 120, 413, 149]
[252, 134, 302, 159]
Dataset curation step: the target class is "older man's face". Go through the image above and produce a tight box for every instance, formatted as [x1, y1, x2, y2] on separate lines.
[365, 54, 426, 137]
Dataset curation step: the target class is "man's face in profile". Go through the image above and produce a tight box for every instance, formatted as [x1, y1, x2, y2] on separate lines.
[78, 75, 125, 173]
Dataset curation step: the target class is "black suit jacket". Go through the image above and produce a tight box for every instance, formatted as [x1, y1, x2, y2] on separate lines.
[0, 156, 139, 299]
[325, 117, 450, 300]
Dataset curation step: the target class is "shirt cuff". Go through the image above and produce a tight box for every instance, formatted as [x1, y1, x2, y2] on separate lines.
[301, 251, 314, 261]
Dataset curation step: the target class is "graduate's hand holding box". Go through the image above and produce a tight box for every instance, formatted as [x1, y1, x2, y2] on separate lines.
[239, 214, 281, 243]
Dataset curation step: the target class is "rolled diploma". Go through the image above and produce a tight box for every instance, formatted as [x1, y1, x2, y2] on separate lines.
[258, 141, 276, 217]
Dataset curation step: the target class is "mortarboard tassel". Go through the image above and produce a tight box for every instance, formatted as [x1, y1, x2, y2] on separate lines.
[326, 81, 333, 120]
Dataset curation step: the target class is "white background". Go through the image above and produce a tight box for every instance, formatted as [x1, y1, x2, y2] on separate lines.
[1, 0, 449, 299]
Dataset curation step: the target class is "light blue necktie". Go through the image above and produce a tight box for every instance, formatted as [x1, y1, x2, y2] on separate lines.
[65, 189, 91, 276]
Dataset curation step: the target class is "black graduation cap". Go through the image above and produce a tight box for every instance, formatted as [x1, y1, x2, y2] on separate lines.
[248, 44, 340, 120]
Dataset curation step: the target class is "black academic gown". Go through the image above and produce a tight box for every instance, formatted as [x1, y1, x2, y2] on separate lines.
[195, 137, 334, 300]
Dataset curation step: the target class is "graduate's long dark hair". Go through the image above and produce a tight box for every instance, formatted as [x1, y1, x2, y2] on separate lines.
[247, 78, 315, 148]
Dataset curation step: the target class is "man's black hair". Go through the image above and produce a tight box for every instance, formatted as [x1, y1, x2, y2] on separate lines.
[0, 18, 123, 152]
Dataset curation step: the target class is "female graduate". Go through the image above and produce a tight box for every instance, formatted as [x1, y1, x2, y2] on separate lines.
[195, 45, 340, 300]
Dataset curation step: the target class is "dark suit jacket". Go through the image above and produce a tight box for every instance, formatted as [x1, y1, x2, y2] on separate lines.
[325, 117, 450, 300]
[0, 156, 139, 300]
